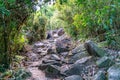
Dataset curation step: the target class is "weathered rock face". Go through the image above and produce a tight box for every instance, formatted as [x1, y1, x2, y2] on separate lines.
[96, 56, 115, 68]
[64, 75, 83, 80]
[93, 70, 106, 80]
[107, 64, 120, 80]
[84, 40, 106, 57]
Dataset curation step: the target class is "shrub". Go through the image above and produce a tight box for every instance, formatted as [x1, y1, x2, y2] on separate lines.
[25, 12, 47, 43]
[55, 0, 120, 49]
[0, 0, 32, 68]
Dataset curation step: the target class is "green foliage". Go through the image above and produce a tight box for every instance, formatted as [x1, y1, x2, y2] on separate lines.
[0, 68, 31, 80]
[47, 10, 66, 30]
[0, 0, 32, 68]
[25, 12, 47, 43]
[54, 0, 120, 48]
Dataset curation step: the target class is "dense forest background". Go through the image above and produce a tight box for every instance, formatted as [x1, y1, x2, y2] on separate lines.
[0, 0, 120, 79]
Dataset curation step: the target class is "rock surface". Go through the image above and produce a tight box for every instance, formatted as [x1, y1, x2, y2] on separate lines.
[71, 44, 86, 54]
[84, 40, 106, 57]
[93, 70, 106, 80]
[55, 38, 72, 53]
[63, 63, 85, 76]
[96, 56, 115, 68]
[69, 51, 89, 63]
[107, 64, 120, 80]
[64, 75, 83, 80]
[57, 28, 64, 36]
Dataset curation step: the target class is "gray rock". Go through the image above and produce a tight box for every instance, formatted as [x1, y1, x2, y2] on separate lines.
[47, 46, 56, 54]
[45, 65, 61, 75]
[50, 54, 61, 61]
[38, 59, 62, 70]
[57, 28, 64, 36]
[53, 34, 59, 38]
[60, 65, 70, 74]
[38, 64, 49, 70]
[64, 75, 83, 80]
[107, 64, 120, 80]
[40, 52, 47, 56]
[96, 56, 115, 68]
[84, 40, 106, 57]
[27, 52, 39, 61]
[42, 59, 62, 66]
[93, 70, 106, 80]
[36, 48, 41, 53]
[34, 42, 45, 48]
[56, 38, 72, 53]
[52, 30, 57, 34]
[60, 52, 69, 57]
[72, 44, 86, 55]
[63, 63, 85, 76]
[75, 56, 92, 64]
[46, 31, 52, 39]
[69, 51, 89, 63]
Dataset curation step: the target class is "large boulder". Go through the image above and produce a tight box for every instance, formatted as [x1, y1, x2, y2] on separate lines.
[38, 59, 62, 71]
[64, 75, 83, 80]
[63, 63, 85, 76]
[74, 56, 92, 64]
[57, 28, 65, 36]
[107, 64, 120, 80]
[45, 65, 61, 75]
[93, 70, 107, 80]
[56, 38, 72, 53]
[71, 44, 86, 55]
[46, 31, 52, 39]
[69, 51, 89, 63]
[84, 40, 106, 57]
[96, 56, 115, 68]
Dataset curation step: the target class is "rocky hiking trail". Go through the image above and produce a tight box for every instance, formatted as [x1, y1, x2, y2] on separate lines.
[22, 28, 120, 80]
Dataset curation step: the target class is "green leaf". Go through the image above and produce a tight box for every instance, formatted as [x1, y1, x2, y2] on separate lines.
[109, 18, 113, 25]
[0, 7, 10, 16]
[8, 0, 15, 3]
[103, 24, 109, 30]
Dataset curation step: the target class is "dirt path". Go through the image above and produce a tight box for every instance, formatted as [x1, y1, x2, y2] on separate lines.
[25, 29, 63, 80]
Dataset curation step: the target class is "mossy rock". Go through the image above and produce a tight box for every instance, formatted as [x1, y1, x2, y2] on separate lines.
[96, 56, 115, 68]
